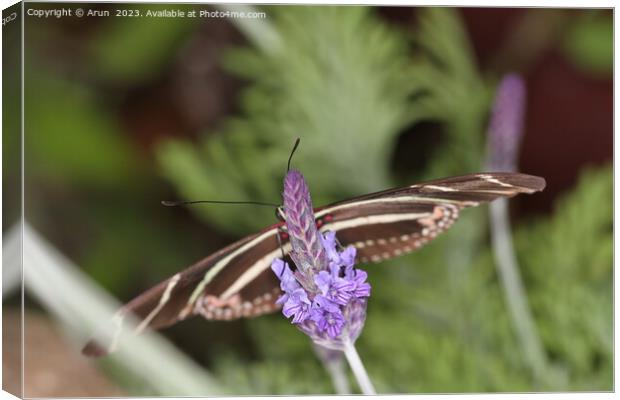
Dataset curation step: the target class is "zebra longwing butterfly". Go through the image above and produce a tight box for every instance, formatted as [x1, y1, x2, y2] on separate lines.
[82, 171, 545, 357]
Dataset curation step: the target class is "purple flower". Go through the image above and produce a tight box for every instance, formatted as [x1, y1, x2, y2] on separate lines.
[320, 231, 340, 264]
[272, 170, 372, 349]
[282, 288, 312, 323]
[272, 166, 377, 393]
[345, 267, 371, 298]
[339, 246, 356, 269]
[271, 258, 299, 305]
[271, 259, 298, 292]
[486, 74, 526, 172]
[315, 270, 354, 305]
[311, 296, 346, 339]
[321, 230, 358, 275]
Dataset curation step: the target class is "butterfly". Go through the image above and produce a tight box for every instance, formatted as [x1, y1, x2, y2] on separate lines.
[82, 169, 545, 357]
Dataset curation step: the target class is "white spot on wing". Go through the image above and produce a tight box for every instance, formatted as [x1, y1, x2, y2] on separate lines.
[136, 273, 181, 334]
[424, 185, 457, 192]
[479, 174, 513, 188]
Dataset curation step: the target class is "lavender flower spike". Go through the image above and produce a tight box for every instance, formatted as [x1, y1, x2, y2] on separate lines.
[283, 170, 329, 277]
[272, 170, 372, 346]
[486, 74, 526, 172]
[485, 76, 551, 380]
[271, 169, 375, 393]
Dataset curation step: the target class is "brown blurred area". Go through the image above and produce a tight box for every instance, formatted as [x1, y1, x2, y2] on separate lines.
[3, 309, 123, 397]
[120, 16, 245, 154]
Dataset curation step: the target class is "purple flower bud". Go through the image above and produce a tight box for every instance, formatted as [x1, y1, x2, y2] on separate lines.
[283, 170, 329, 276]
[486, 74, 526, 172]
[342, 298, 368, 344]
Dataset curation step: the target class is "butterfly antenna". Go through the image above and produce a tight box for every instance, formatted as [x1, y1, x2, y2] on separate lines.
[162, 200, 280, 208]
[287, 137, 301, 172]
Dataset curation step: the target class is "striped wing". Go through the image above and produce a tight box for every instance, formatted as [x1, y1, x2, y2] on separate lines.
[83, 172, 545, 357]
[82, 224, 289, 357]
[315, 172, 546, 263]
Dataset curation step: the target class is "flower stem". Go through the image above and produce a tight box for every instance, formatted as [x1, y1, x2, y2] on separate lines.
[313, 344, 351, 394]
[489, 199, 551, 386]
[323, 355, 351, 394]
[343, 341, 376, 395]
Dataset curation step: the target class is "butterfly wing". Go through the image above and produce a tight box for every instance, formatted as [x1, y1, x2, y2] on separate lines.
[83, 172, 544, 357]
[314, 173, 545, 263]
[82, 223, 288, 357]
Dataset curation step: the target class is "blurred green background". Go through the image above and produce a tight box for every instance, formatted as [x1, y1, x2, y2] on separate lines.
[5, 3, 612, 396]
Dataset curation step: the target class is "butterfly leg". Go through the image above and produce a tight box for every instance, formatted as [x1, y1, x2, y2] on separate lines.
[276, 226, 287, 259]
[332, 231, 346, 251]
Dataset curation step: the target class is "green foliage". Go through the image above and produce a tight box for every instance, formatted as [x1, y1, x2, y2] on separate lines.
[408, 8, 491, 178]
[80, 203, 206, 295]
[562, 11, 613, 77]
[2, 35, 21, 171]
[90, 5, 197, 83]
[213, 355, 333, 395]
[3, 28, 21, 227]
[515, 165, 612, 390]
[157, 7, 488, 235]
[24, 75, 140, 187]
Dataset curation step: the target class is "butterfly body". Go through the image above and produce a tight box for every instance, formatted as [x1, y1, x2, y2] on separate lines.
[83, 172, 545, 357]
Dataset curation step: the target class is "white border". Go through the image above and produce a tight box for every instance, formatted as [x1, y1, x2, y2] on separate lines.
[1, 1, 615, 400]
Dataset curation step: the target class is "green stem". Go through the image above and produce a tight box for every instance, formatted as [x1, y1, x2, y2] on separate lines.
[489, 199, 550, 386]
